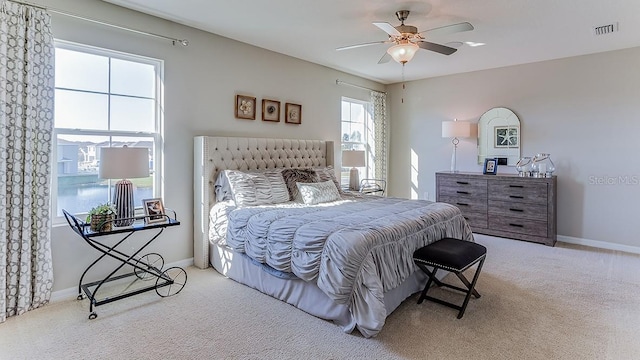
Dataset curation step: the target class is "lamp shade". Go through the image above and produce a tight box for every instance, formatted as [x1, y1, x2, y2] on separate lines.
[342, 150, 366, 167]
[387, 42, 419, 64]
[442, 120, 471, 138]
[99, 147, 150, 179]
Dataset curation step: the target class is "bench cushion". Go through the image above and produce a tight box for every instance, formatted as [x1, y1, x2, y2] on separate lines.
[413, 238, 486, 272]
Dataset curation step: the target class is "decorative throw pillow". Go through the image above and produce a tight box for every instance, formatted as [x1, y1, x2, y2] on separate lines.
[296, 181, 341, 205]
[214, 171, 233, 201]
[314, 166, 343, 194]
[281, 168, 320, 201]
[223, 170, 289, 206]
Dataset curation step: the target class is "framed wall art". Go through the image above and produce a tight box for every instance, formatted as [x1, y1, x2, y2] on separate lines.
[285, 103, 302, 125]
[262, 99, 280, 122]
[142, 198, 166, 224]
[494, 126, 518, 148]
[235, 94, 256, 120]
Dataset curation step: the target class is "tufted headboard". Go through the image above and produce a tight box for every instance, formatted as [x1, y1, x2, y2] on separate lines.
[193, 136, 335, 269]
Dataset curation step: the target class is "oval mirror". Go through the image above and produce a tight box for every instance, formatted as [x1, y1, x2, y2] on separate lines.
[477, 107, 521, 166]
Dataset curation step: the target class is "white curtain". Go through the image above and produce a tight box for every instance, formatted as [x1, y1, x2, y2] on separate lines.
[0, 1, 55, 323]
[370, 91, 388, 183]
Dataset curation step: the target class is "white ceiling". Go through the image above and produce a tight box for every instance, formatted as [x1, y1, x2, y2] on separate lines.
[102, 0, 640, 84]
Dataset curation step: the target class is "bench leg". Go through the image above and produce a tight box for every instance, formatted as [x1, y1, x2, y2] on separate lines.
[456, 257, 485, 319]
[417, 266, 438, 304]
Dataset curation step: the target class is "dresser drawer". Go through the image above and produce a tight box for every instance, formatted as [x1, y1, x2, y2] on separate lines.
[488, 215, 548, 237]
[438, 195, 487, 213]
[488, 200, 547, 221]
[438, 175, 487, 190]
[488, 182, 547, 204]
[460, 211, 488, 229]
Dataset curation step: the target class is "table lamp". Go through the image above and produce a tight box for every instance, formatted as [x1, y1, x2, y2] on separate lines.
[342, 150, 366, 191]
[442, 119, 471, 173]
[99, 146, 150, 227]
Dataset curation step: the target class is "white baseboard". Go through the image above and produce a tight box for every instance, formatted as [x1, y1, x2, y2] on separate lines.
[50, 257, 194, 303]
[557, 235, 640, 255]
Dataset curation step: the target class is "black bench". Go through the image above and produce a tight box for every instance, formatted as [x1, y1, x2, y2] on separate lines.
[413, 238, 487, 319]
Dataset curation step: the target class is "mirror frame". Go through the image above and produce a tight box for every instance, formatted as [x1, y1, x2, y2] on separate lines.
[477, 107, 521, 166]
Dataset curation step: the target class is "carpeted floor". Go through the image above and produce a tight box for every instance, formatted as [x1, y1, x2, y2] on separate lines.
[2, 235, 640, 360]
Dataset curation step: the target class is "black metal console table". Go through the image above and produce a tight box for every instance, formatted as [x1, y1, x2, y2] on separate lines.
[63, 209, 186, 319]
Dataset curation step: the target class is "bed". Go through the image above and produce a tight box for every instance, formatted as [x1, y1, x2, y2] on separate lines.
[194, 136, 473, 337]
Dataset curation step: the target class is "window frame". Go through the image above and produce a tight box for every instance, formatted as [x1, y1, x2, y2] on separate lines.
[51, 40, 164, 225]
[341, 96, 374, 185]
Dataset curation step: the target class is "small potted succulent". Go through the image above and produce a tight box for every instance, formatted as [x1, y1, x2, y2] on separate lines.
[86, 203, 116, 232]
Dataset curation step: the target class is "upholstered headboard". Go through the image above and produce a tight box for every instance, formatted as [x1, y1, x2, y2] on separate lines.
[193, 136, 335, 269]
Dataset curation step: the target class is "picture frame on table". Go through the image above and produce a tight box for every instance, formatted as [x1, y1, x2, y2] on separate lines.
[235, 94, 256, 120]
[285, 103, 302, 124]
[262, 99, 280, 122]
[142, 198, 166, 224]
[483, 158, 498, 175]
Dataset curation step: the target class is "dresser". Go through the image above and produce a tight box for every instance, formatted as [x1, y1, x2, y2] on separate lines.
[436, 172, 557, 246]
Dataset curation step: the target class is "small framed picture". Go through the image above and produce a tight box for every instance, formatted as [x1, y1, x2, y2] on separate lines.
[262, 99, 280, 122]
[494, 126, 519, 148]
[142, 198, 166, 224]
[483, 158, 498, 175]
[285, 103, 302, 124]
[235, 94, 256, 120]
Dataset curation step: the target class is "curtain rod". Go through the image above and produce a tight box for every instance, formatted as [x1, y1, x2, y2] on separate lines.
[336, 79, 386, 95]
[5, 0, 189, 46]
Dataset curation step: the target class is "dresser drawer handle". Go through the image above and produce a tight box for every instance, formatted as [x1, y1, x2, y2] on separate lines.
[456, 202, 469, 206]
[509, 195, 524, 199]
[509, 223, 524, 228]
[509, 185, 524, 188]
[456, 191, 469, 195]
[509, 208, 524, 212]
[456, 181, 469, 185]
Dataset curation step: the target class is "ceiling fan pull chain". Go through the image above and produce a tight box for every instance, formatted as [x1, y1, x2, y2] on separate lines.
[401, 63, 405, 104]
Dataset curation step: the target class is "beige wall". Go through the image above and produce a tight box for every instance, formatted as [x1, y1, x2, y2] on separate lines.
[388, 46, 640, 249]
[43, 0, 384, 292]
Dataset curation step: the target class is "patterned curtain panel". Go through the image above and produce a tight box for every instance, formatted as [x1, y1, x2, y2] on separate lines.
[0, 1, 55, 323]
[370, 91, 388, 183]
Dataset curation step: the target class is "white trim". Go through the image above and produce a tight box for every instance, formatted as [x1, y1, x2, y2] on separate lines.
[51, 40, 164, 224]
[557, 235, 640, 255]
[49, 257, 194, 303]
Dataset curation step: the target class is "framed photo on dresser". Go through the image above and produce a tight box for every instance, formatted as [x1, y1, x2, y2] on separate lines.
[483, 158, 498, 175]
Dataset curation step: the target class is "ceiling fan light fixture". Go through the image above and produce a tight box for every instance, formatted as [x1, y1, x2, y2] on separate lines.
[386, 42, 419, 64]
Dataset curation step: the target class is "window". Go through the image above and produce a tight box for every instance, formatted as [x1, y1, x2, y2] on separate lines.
[341, 97, 375, 185]
[52, 41, 163, 221]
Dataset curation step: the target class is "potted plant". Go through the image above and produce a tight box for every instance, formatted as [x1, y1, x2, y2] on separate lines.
[86, 203, 116, 232]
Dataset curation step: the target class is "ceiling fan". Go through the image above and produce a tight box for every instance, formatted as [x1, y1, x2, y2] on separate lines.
[337, 10, 474, 65]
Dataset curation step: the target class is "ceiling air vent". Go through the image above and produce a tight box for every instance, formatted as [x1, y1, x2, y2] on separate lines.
[593, 22, 619, 36]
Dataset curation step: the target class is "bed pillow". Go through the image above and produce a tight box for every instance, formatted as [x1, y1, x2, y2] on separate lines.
[281, 168, 320, 201]
[214, 171, 233, 201]
[223, 169, 289, 206]
[296, 180, 341, 205]
[313, 166, 344, 194]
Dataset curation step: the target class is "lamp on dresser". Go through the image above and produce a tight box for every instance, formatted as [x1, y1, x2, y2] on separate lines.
[342, 150, 366, 191]
[99, 146, 150, 227]
[442, 119, 471, 173]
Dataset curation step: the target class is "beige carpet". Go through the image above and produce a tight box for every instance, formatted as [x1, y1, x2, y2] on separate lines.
[2, 235, 640, 360]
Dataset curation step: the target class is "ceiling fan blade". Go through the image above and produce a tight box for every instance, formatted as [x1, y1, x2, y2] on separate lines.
[418, 41, 457, 55]
[377, 52, 391, 64]
[420, 22, 474, 37]
[373, 22, 401, 37]
[336, 40, 388, 51]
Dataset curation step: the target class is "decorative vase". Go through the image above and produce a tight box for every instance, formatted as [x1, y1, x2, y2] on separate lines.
[531, 153, 555, 177]
[515, 157, 533, 177]
[90, 214, 114, 232]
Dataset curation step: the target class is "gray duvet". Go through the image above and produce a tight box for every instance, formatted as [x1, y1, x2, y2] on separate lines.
[220, 197, 473, 337]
